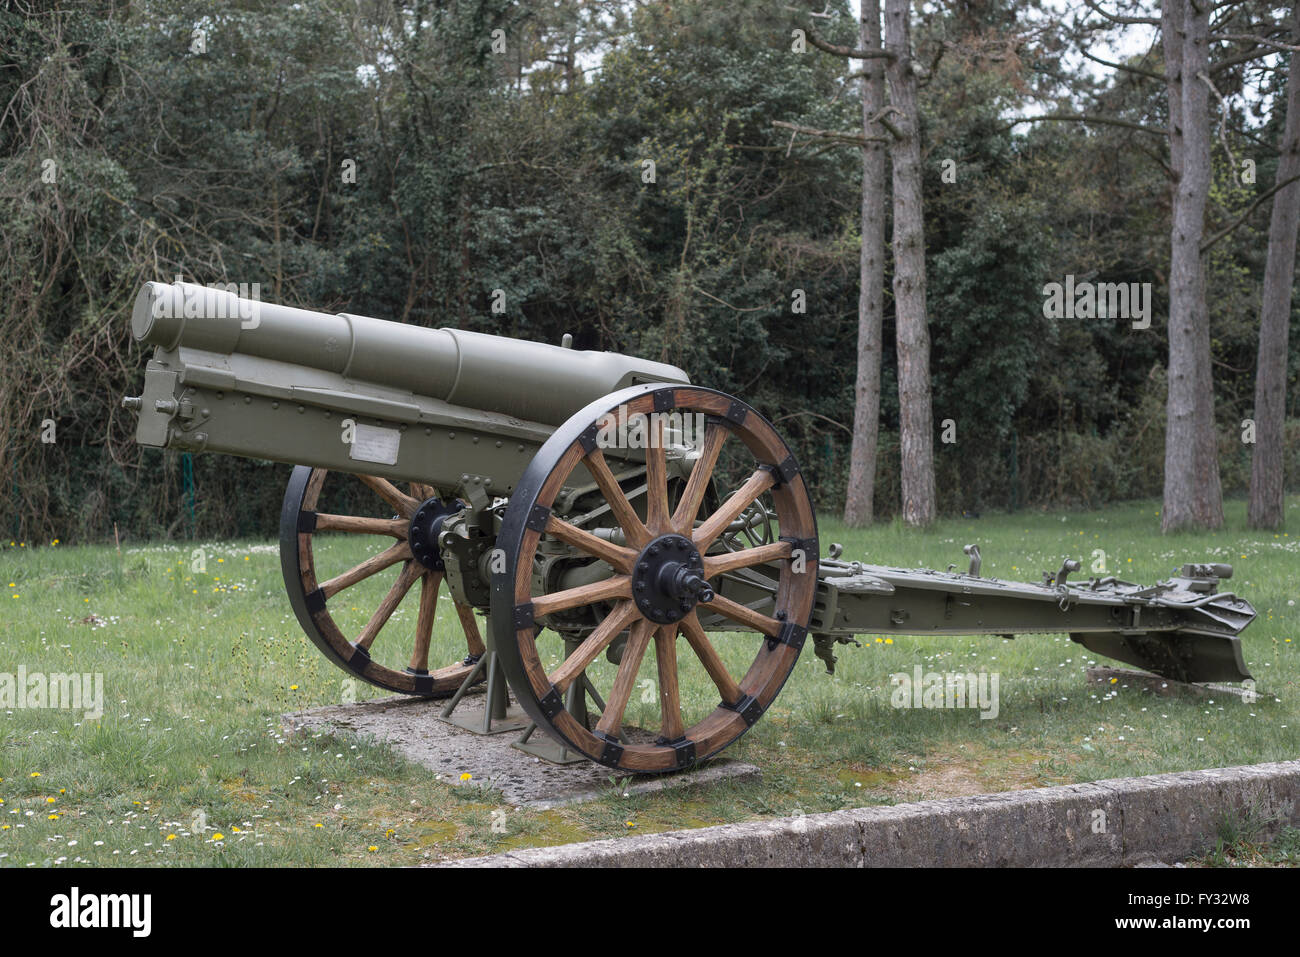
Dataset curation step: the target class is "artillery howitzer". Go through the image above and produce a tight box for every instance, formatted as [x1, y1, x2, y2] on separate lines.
[123, 281, 1255, 774]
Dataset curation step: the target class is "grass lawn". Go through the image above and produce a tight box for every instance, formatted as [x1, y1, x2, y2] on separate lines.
[1, 494, 1297, 866]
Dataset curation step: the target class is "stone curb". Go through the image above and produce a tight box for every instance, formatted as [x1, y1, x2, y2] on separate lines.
[437, 760, 1300, 867]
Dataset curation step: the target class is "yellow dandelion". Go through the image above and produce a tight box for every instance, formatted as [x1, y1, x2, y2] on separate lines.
[459, 772, 472, 782]
[884, 638, 893, 644]
[368, 845, 378, 852]
[212, 832, 224, 841]
[1110, 677, 1118, 685]
[290, 685, 299, 691]
[46, 797, 55, 804]
[166, 834, 176, 841]
[313, 822, 323, 828]
[48, 813, 59, 820]
[29, 772, 40, 778]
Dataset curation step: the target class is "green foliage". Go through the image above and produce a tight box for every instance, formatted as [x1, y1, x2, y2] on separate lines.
[1, 0, 1297, 541]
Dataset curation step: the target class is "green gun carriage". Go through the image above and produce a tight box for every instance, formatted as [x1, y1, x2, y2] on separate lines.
[123, 281, 1256, 774]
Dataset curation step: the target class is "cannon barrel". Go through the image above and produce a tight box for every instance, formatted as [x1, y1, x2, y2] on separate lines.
[123, 281, 689, 494]
[131, 281, 688, 426]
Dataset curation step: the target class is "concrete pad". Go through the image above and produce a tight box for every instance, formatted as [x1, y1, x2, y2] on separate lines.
[282, 694, 759, 808]
[438, 760, 1300, 867]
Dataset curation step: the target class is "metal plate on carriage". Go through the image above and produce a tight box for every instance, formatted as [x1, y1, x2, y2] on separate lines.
[348, 423, 401, 465]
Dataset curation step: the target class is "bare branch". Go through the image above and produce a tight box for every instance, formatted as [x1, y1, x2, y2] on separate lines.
[1210, 47, 1275, 75]
[1005, 113, 1165, 137]
[1218, 32, 1300, 53]
[1081, 48, 1165, 81]
[786, 8, 896, 60]
[868, 105, 905, 140]
[1201, 174, 1300, 253]
[772, 410, 854, 435]
[1081, 0, 1160, 26]
[692, 286, 769, 312]
[771, 119, 890, 147]
[1197, 70, 1238, 172]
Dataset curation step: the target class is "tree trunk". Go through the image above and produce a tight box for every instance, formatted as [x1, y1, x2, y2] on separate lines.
[1248, 9, 1300, 530]
[884, 0, 935, 527]
[843, 0, 887, 527]
[1160, 0, 1224, 532]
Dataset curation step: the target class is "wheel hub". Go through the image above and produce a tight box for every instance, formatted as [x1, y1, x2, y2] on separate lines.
[632, 534, 712, 624]
[407, 496, 460, 571]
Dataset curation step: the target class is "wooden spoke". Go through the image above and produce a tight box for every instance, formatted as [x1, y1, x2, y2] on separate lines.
[705, 592, 782, 638]
[643, 416, 670, 534]
[406, 570, 442, 669]
[530, 575, 632, 619]
[313, 513, 408, 537]
[654, 624, 685, 742]
[548, 600, 639, 693]
[595, 618, 655, 737]
[453, 600, 486, 659]
[285, 465, 483, 700]
[492, 385, 817, 771]
[544, 514, 636, 572]
[672, 423, 727, 535]
[356, 561, 422, 650]
[702, 541, 793, 578]
[359, 474, 420, 517]
[320, 539, 413, 599]
[584, 448, 652, 549]
[693, 468, 776, 551]
[679, 612, 743, 707]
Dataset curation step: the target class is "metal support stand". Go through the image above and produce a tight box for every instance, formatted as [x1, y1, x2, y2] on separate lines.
[439, 620, 529, 735]
[512, 637, 628, 764]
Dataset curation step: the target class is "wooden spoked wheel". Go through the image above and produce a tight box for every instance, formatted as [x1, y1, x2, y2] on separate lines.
[280, 466, 485, 697]
[492, 384, 818, 773]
